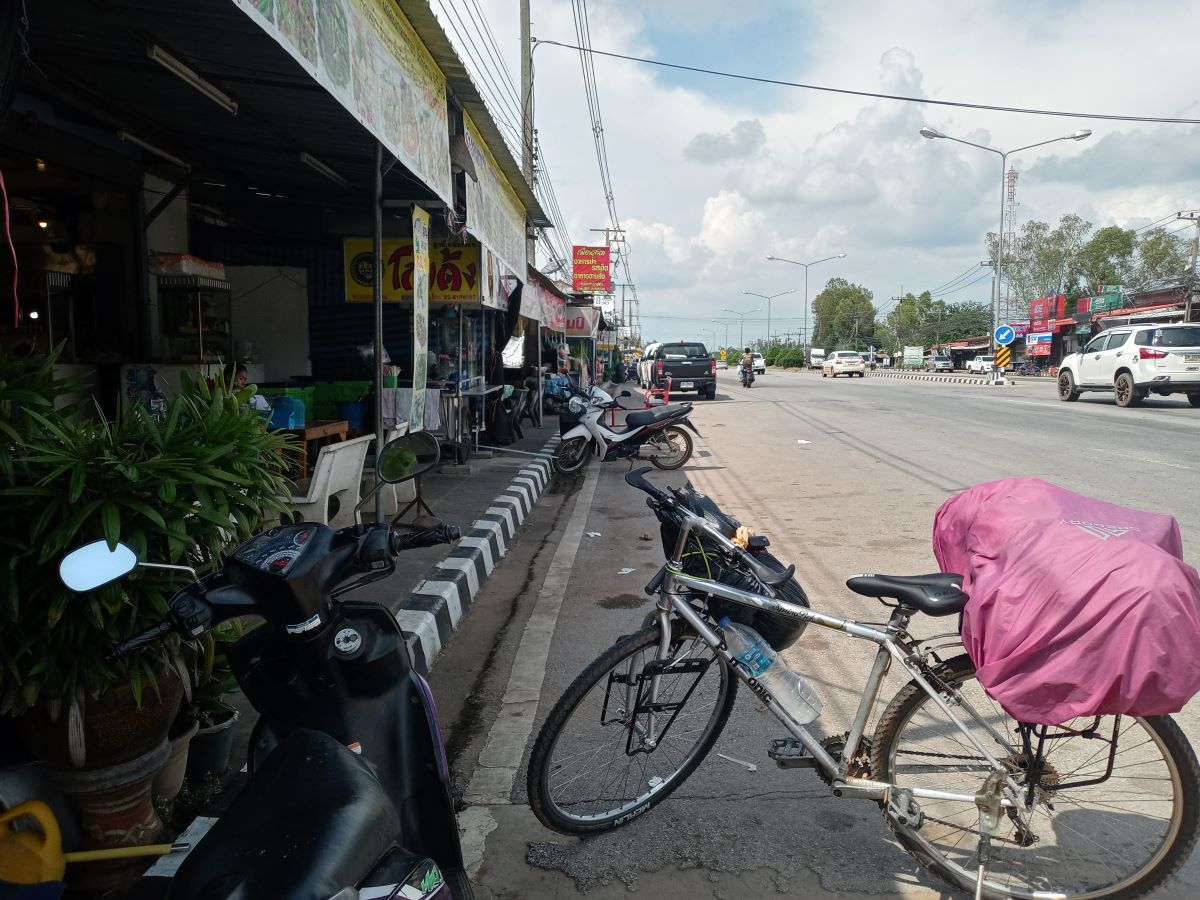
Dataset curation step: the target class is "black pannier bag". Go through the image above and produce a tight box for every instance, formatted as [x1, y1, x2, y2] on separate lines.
[658, 487, 809, 651]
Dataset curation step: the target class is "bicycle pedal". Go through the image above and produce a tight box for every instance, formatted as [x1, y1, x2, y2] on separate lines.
[768, 737, 818, 769]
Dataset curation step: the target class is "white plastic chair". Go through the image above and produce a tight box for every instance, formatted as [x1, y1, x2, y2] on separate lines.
[278, 434, 374, 528]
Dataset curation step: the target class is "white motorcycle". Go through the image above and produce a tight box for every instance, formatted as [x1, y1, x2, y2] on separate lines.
[553, 385, 698, 475]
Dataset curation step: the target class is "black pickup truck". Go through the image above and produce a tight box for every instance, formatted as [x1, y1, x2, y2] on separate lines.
[637, 341, 716, 399]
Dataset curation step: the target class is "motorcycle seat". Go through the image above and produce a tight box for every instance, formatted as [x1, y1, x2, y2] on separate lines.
[845, 572, 969, 617]
[171, 728, 400, 900]
[625, 405, 687, 429]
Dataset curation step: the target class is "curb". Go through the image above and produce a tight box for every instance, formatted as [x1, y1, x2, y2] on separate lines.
[398, 435, 561, 674]
[867, 371, 1013, 386]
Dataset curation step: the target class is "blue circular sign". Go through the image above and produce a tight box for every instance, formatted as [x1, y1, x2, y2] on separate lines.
[994, 325, 1016, 346]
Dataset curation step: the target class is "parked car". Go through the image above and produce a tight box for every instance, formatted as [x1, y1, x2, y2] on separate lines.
[637, 341, 717, 399]
[925, 355, 954, 372]
[966, 355, 996, 374]
[752, 353, 766, 374]
[1057, 323, 1200, 408]
[716, 358, 728, 370]
[822, 350, 866, 378]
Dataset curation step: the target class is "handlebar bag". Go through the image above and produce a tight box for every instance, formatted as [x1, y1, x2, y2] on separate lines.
[932, 478, 1200, 725]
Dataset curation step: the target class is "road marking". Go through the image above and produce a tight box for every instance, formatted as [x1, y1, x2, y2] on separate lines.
[463, 462, 601, 806]
[797, 439, 812, 445]
[1088, 448, 1195, 471]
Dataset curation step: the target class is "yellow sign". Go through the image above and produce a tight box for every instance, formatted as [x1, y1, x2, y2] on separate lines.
[344, 238, 479, 303]
[719, 349, 727, 360]
[995, 346, 1012, 368]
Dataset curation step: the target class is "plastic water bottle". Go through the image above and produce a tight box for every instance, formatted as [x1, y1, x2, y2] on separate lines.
[719, 617, 822, 725]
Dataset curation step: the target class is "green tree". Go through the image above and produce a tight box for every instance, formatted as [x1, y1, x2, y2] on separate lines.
[1133, 227, 1193, 288]
[812, 278, 876, 349]
[988, 213, 1093, 315]
[1073, 225, 1137, 291]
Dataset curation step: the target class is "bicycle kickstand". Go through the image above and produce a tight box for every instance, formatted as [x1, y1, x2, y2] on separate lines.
[974, 770, 1005, 900]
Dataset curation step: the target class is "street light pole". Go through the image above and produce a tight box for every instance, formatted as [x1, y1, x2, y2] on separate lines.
[918, 126, 1091, 355]
[765, 253, 847, 350]
[741, 288, 795, 348]
[711, 319, 729, 353]
[721, 307, 760, 350]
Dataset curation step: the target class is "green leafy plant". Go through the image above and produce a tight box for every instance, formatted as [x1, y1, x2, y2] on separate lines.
[186, 621, 245, 729]
[0, 352, 293, 722]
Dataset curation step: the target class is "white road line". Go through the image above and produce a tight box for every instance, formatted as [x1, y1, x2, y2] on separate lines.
[463, 462, 601, 806]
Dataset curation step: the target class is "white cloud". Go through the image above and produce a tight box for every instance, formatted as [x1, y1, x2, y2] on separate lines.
[683, 120, 766, 164]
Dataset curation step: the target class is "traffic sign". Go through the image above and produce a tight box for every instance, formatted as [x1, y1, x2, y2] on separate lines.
[994, 324, 1016, 347]
[995, 346, 1012, 369]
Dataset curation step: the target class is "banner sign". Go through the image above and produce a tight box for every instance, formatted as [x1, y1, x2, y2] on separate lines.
[1026, 332, 1053, 356]
[1030, 297, 1051, 332]
[903, 345, 924, 367]
[410, 206, 430, 431]
[523, 278, 567, 330]
[344, 238, 478, 303]
[565, 306, 601, 338]
[1010, 322, 1030, 337]
[463, 111, 527, 281]
[234, 0, 451, 204]
[572, 245, 611, 293]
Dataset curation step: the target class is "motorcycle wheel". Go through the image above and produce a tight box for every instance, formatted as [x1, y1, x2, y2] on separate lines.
[553, 437, 591, 474]
[647, 426, 693, 470]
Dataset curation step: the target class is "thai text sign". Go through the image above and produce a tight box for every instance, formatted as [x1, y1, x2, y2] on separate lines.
[1026, 332, 1053, 356]
[234, 0, 452, 204]
[464, 111, 527, 280]
[903, 346, 924, 367]
[565, 306, 601, 338]
[344, 238, 479, 303]
[572, 245, 611, 293]
[1030, 297, 1051, 332]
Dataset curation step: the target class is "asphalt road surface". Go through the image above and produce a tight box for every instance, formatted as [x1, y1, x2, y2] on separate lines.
[432, 369, 1200, 899]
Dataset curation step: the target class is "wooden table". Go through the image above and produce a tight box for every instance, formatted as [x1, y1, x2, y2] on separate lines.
[281, 419, 348, 477]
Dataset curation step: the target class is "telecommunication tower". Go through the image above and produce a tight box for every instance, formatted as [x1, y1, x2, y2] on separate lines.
[1003, 168, 1019, 322]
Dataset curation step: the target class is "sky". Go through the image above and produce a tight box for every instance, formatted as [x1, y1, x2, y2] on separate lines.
[433, 0, 1200, 347]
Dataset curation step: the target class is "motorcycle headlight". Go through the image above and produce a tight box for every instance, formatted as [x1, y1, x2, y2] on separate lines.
[568, 395, 587, 414]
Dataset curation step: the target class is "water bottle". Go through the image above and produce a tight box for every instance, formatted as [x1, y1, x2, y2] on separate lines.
[719, 617, 822, 725]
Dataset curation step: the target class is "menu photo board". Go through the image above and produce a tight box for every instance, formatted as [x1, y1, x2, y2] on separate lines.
[572, 245, 611, 293]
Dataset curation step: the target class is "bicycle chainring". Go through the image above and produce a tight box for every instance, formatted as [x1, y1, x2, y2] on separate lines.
[816, 733, 873, 785]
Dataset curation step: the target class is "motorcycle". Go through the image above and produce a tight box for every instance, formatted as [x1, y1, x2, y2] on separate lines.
[739, 365, 755, 388]
[553, 384, 698, 475]
[55, 435, 472, 900]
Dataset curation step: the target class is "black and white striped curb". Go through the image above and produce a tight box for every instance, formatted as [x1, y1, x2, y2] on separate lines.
[396, 434, 562, 673]
[867, 371, 1012, 386]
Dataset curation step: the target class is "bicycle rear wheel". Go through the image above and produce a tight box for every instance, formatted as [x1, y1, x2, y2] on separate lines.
[527, 623, 736, 834]
[872, 655, 1200, 899]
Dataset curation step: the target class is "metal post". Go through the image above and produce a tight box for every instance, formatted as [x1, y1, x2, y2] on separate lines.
[993, 153, 1007, 358]
[803, 267, 808, 349]
[372, 141, 385, 522]
[520, 0, 535, 266]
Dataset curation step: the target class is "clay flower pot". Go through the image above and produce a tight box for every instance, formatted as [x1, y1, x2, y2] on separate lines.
[152, 716, 200, 802]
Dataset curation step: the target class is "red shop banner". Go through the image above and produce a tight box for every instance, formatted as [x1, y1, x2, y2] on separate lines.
[572, 245, 611, 293]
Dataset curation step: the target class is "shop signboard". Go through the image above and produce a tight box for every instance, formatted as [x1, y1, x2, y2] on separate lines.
[1092, 292, 1122, 312]
[1026, 332, 1053, 356]
[410, 206, 430, 431]
[565, 307, 601, 338]
[1010, 322, 1030, 337]
[572, 246, 611, 293]
[903, 345, 924, 367]
[463, 111, 527, 282]
[234, 0, 452, 204]
[344, 238, 478, 303]
[1030, 297, 1051, 332]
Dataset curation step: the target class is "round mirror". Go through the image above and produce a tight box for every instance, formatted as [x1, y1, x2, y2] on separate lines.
[377, 431, 440, 484]
[59, 540, 139, 592]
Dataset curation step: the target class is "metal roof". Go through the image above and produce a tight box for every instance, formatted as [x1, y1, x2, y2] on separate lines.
[397, 0, 550, 228]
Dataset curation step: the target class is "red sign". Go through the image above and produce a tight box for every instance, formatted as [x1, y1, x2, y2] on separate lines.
[1030, 297, 1051, 332]
[572, 245, 611, 293]
[1010, 322, 1030, 337]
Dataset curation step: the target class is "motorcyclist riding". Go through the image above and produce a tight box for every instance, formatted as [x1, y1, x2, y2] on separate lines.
[740, 348, 754, 385]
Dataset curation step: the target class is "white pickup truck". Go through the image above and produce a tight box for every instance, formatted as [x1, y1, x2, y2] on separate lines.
[808, 349, 826, 370]
[966, 355, 997, 374]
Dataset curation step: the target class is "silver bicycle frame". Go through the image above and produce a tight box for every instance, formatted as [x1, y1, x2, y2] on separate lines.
[653, 501, 1024, 807]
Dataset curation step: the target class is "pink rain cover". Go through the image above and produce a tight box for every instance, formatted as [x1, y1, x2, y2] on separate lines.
[932, 478, 1200, 725]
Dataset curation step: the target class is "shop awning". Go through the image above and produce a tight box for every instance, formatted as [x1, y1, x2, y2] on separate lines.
[953, 342, 990, 351]
[1094, 302, 1183, 323]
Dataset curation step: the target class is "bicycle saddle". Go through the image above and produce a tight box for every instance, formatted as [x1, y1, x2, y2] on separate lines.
[845, 572, 969, 617]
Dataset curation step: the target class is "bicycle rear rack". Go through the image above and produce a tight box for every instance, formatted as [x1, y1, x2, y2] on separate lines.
[600, 655, 714, 756]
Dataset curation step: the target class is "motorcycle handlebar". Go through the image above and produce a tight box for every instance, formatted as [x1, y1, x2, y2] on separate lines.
[109, 620, 175, 660]
[390, 525, 461, 555]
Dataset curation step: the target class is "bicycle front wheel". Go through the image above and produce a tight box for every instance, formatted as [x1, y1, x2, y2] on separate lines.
[872, 655, 1200, 900]
[527, 623, 736, 834]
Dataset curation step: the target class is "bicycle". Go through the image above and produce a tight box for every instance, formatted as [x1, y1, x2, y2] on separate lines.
[527, 467, 1200, 899]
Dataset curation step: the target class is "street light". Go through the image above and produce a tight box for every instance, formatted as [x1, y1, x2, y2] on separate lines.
[741, 288, 795, 347]
[918, 126, 1092, 353]
[764, 253, 846, 348]
[721, 306, 761, 350]
[700, 328, 718, 350]
[711, 319, 730, 353]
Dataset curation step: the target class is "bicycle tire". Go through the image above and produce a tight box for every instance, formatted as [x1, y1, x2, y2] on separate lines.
[871, 655, 1200, 900]
[527, 624, 736, 834]
[647, 426, 693, 470]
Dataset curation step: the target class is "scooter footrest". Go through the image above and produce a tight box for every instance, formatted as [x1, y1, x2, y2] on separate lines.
[769, 737, 819, 769]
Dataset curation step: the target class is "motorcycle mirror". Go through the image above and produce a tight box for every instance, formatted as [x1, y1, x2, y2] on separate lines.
[377, 432, 440, 483]
[59, 540, 139, 592]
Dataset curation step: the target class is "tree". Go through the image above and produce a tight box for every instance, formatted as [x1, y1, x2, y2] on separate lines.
[812, 278, 876, 349]
[1132, 227, 1193, 289]
[1073, 225, 1136, 291]
[882, 293, 990, 350]
[988, 213, 1093, 316]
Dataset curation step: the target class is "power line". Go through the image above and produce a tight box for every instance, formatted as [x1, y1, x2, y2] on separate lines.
[534, 39, 1200, 125]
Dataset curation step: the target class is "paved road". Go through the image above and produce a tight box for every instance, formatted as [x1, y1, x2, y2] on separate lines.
[433, 370, 1200, 899]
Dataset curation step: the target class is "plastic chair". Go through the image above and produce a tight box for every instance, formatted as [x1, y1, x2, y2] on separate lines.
[361, 424, 414, 518]
[506, 388, 530, 440]
[277, 434, 374, 528]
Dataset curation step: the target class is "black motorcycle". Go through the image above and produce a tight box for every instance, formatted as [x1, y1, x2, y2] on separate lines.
[739, 365, 755, 388]
[57, 435, 472, 900]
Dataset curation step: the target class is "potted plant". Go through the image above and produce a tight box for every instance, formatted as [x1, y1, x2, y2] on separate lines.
[183, 622, 244, 781]
[0, 350, 291, 853]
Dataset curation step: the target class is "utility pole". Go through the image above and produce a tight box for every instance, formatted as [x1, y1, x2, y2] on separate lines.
[520, 0, 536, 265]
[1181, 212, 1199, 323]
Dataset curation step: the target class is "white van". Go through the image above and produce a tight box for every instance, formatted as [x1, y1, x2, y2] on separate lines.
[808, 349, 826, 370]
